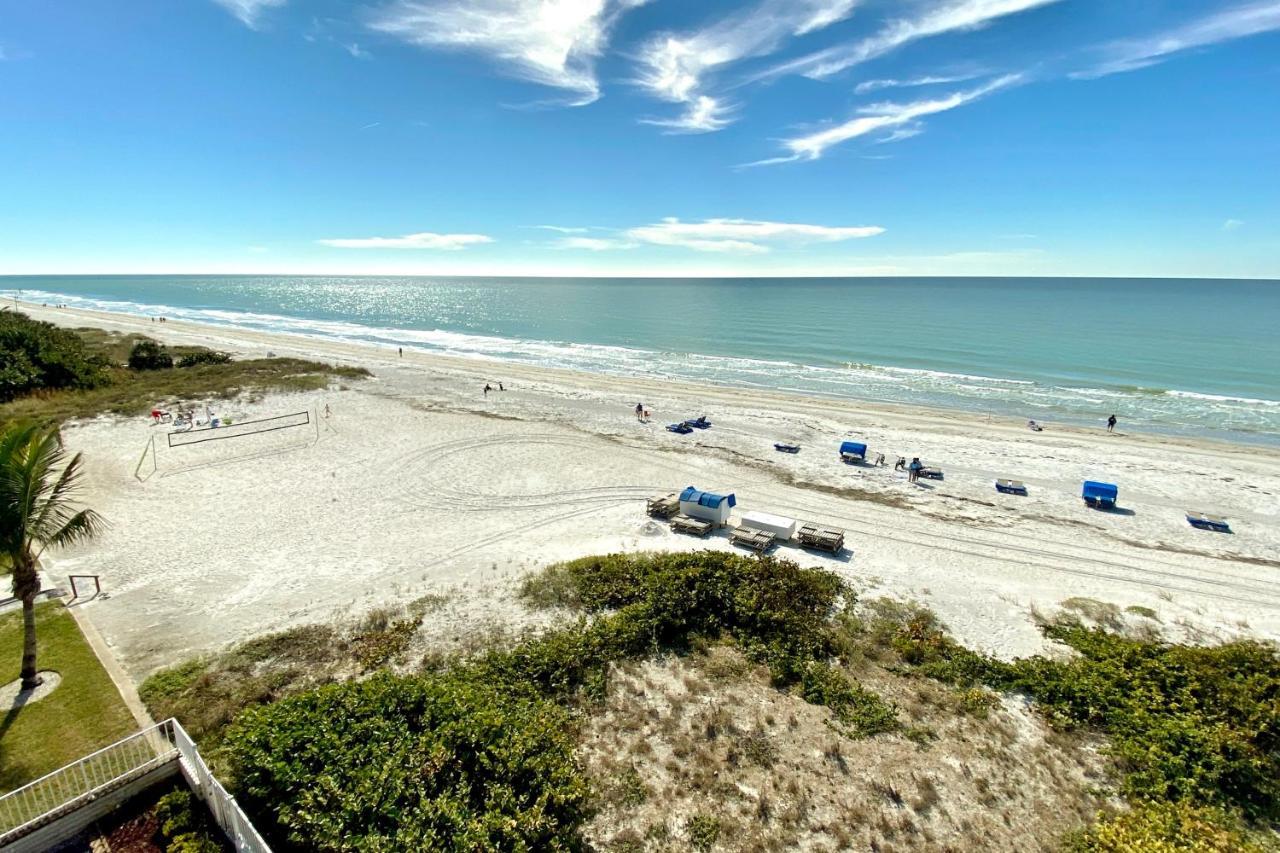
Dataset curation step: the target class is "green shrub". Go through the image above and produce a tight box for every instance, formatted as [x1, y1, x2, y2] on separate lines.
[874, 607, 1280, 821]
[225, 672, 589, 851]
[1064, 801, 1274, 852]
[177, 351, 233, 368]
[0, 311, 109, 401]
[128, 339, 173, 370]
[155, 788, 224, 853]
[686, 813, 721, 851]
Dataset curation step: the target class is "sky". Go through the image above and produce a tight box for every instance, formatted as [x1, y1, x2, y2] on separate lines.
[1, 0, 1278, 278]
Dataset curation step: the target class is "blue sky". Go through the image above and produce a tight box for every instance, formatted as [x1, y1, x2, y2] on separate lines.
[1, 0, 1278, 277]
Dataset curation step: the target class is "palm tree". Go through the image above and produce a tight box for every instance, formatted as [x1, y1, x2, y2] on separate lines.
[0, 422, 104, 690]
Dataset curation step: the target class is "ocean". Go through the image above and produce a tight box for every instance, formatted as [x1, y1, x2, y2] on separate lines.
[5, 275, 1279, 445]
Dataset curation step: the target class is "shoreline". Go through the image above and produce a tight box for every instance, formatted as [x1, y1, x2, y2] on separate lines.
[16, 299, 1279, 459]
[14, 300, 1280, 679]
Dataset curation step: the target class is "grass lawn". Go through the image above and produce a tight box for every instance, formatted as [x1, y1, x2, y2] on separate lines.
[0, 602, 137, 793]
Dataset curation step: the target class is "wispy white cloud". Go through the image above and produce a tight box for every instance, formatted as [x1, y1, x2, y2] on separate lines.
[359, 121, 382, 130]
[318, 232, 493, 250]
[369, 0, 646, 106]
[622, 217, 884, 253]
[1073, 1, 1280, 78]
[874, 125, 924, 144]
[555, 236, 638, 250]
[1222, 218, 1245, 231]
[636, 0, 859, 132]
[762, 0, 1059, 81]
[529, 225, 592, 234]
[749, 74, 1021, 165]
[854, 72, 984, 94]
[211, 0, 287, 29]
[345, 42, 371, 59]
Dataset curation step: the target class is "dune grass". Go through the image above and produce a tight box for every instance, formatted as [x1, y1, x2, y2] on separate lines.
[0, 324, 369, 427]
[0, 602, 137, 792]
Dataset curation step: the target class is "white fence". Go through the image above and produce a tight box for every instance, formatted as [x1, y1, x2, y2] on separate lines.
[0, 718, 270, 852]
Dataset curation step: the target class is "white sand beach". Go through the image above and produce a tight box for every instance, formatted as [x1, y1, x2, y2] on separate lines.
[21, 303, 1280, 680]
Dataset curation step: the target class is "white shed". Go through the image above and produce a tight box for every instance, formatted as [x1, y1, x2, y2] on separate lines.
[678, 486, 737, 526]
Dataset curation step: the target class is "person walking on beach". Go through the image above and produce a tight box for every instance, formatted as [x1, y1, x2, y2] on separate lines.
[635, 402, 644, 420]
[398, 347, 402, 357]
[1107, 414, 1117, 433]
[484, 384, 492, 396]
[908, 457, 922, 483]
[499, 382, 504, 391]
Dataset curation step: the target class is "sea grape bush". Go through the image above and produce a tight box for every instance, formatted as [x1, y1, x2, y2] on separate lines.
[0, 311, 109, 401]
[226, 672, 589, 852]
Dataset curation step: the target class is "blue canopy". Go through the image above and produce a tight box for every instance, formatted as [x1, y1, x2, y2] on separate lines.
[680, 486, 737, 509]
[1082, 481, 1118, 501]
[840, 441, 867, 457]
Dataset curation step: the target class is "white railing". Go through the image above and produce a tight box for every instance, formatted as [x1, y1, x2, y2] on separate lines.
[170, 719, 272, 853]
[0, 718, 270, 852]
[0, 721, 175, 838]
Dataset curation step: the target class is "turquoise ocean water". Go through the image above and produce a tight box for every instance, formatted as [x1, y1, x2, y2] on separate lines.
[5, 275, 1279, 445]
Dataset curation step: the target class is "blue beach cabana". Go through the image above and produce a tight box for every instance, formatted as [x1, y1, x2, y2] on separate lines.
[678, 486, 737, 525]
[839, 441, 868, 463]
[1082, 481, 1118, 509]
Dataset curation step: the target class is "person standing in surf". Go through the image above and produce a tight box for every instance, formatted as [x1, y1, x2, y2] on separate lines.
[1107, 414, 1117, 433]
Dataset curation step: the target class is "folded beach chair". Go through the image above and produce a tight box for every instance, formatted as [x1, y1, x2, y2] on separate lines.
[1186, 511, 1231, 533]
[995, 479, 1028, 496]
[667, 422, 694, 434]
[774, 443, 801, 454]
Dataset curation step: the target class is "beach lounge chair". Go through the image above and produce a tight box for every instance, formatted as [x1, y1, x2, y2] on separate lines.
[995, 479, 1028, 496]
[688, 415, 712, 429]
[730, 525, 776, 554]
[1082, 481, 1118, 509]
[774, 443, 801, 454]
[670, 513, 713, 537]
[1186, 511, 1231, 533]
[918, 467, 944, 480]
[667, 422, 694, 434]
[796, 522, 845, 553]
[646, 493, 680, 518]
[839, 441, 867, 464]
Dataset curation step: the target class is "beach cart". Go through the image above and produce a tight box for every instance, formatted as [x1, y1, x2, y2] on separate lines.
[839, 441, 867, 464]
[1082, 481, 1118, 509]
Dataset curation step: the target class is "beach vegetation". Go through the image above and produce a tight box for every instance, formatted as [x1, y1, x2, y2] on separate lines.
[225, 672, 589, 851]
[0, 325, 368, 426]
[0, 601, 136, 792]
[1063, 801, 1275, 852]
[0, 311, 110, 402]
[0, 421, 105, 692]
[127, 339, 173, 370]
[144, 552, 1280, 850]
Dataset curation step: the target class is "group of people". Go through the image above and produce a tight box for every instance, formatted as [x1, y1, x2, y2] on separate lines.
[483, 382, 505, 396]
[893, 456, 927, 483]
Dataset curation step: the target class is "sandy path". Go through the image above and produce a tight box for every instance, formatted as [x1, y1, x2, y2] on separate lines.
[19, 302, 1280, 679]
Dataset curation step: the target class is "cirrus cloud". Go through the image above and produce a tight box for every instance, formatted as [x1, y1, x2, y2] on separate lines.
[210, 0, 287, 29]
[368, 0, 647, 106]
[318, 231, 494, 250]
